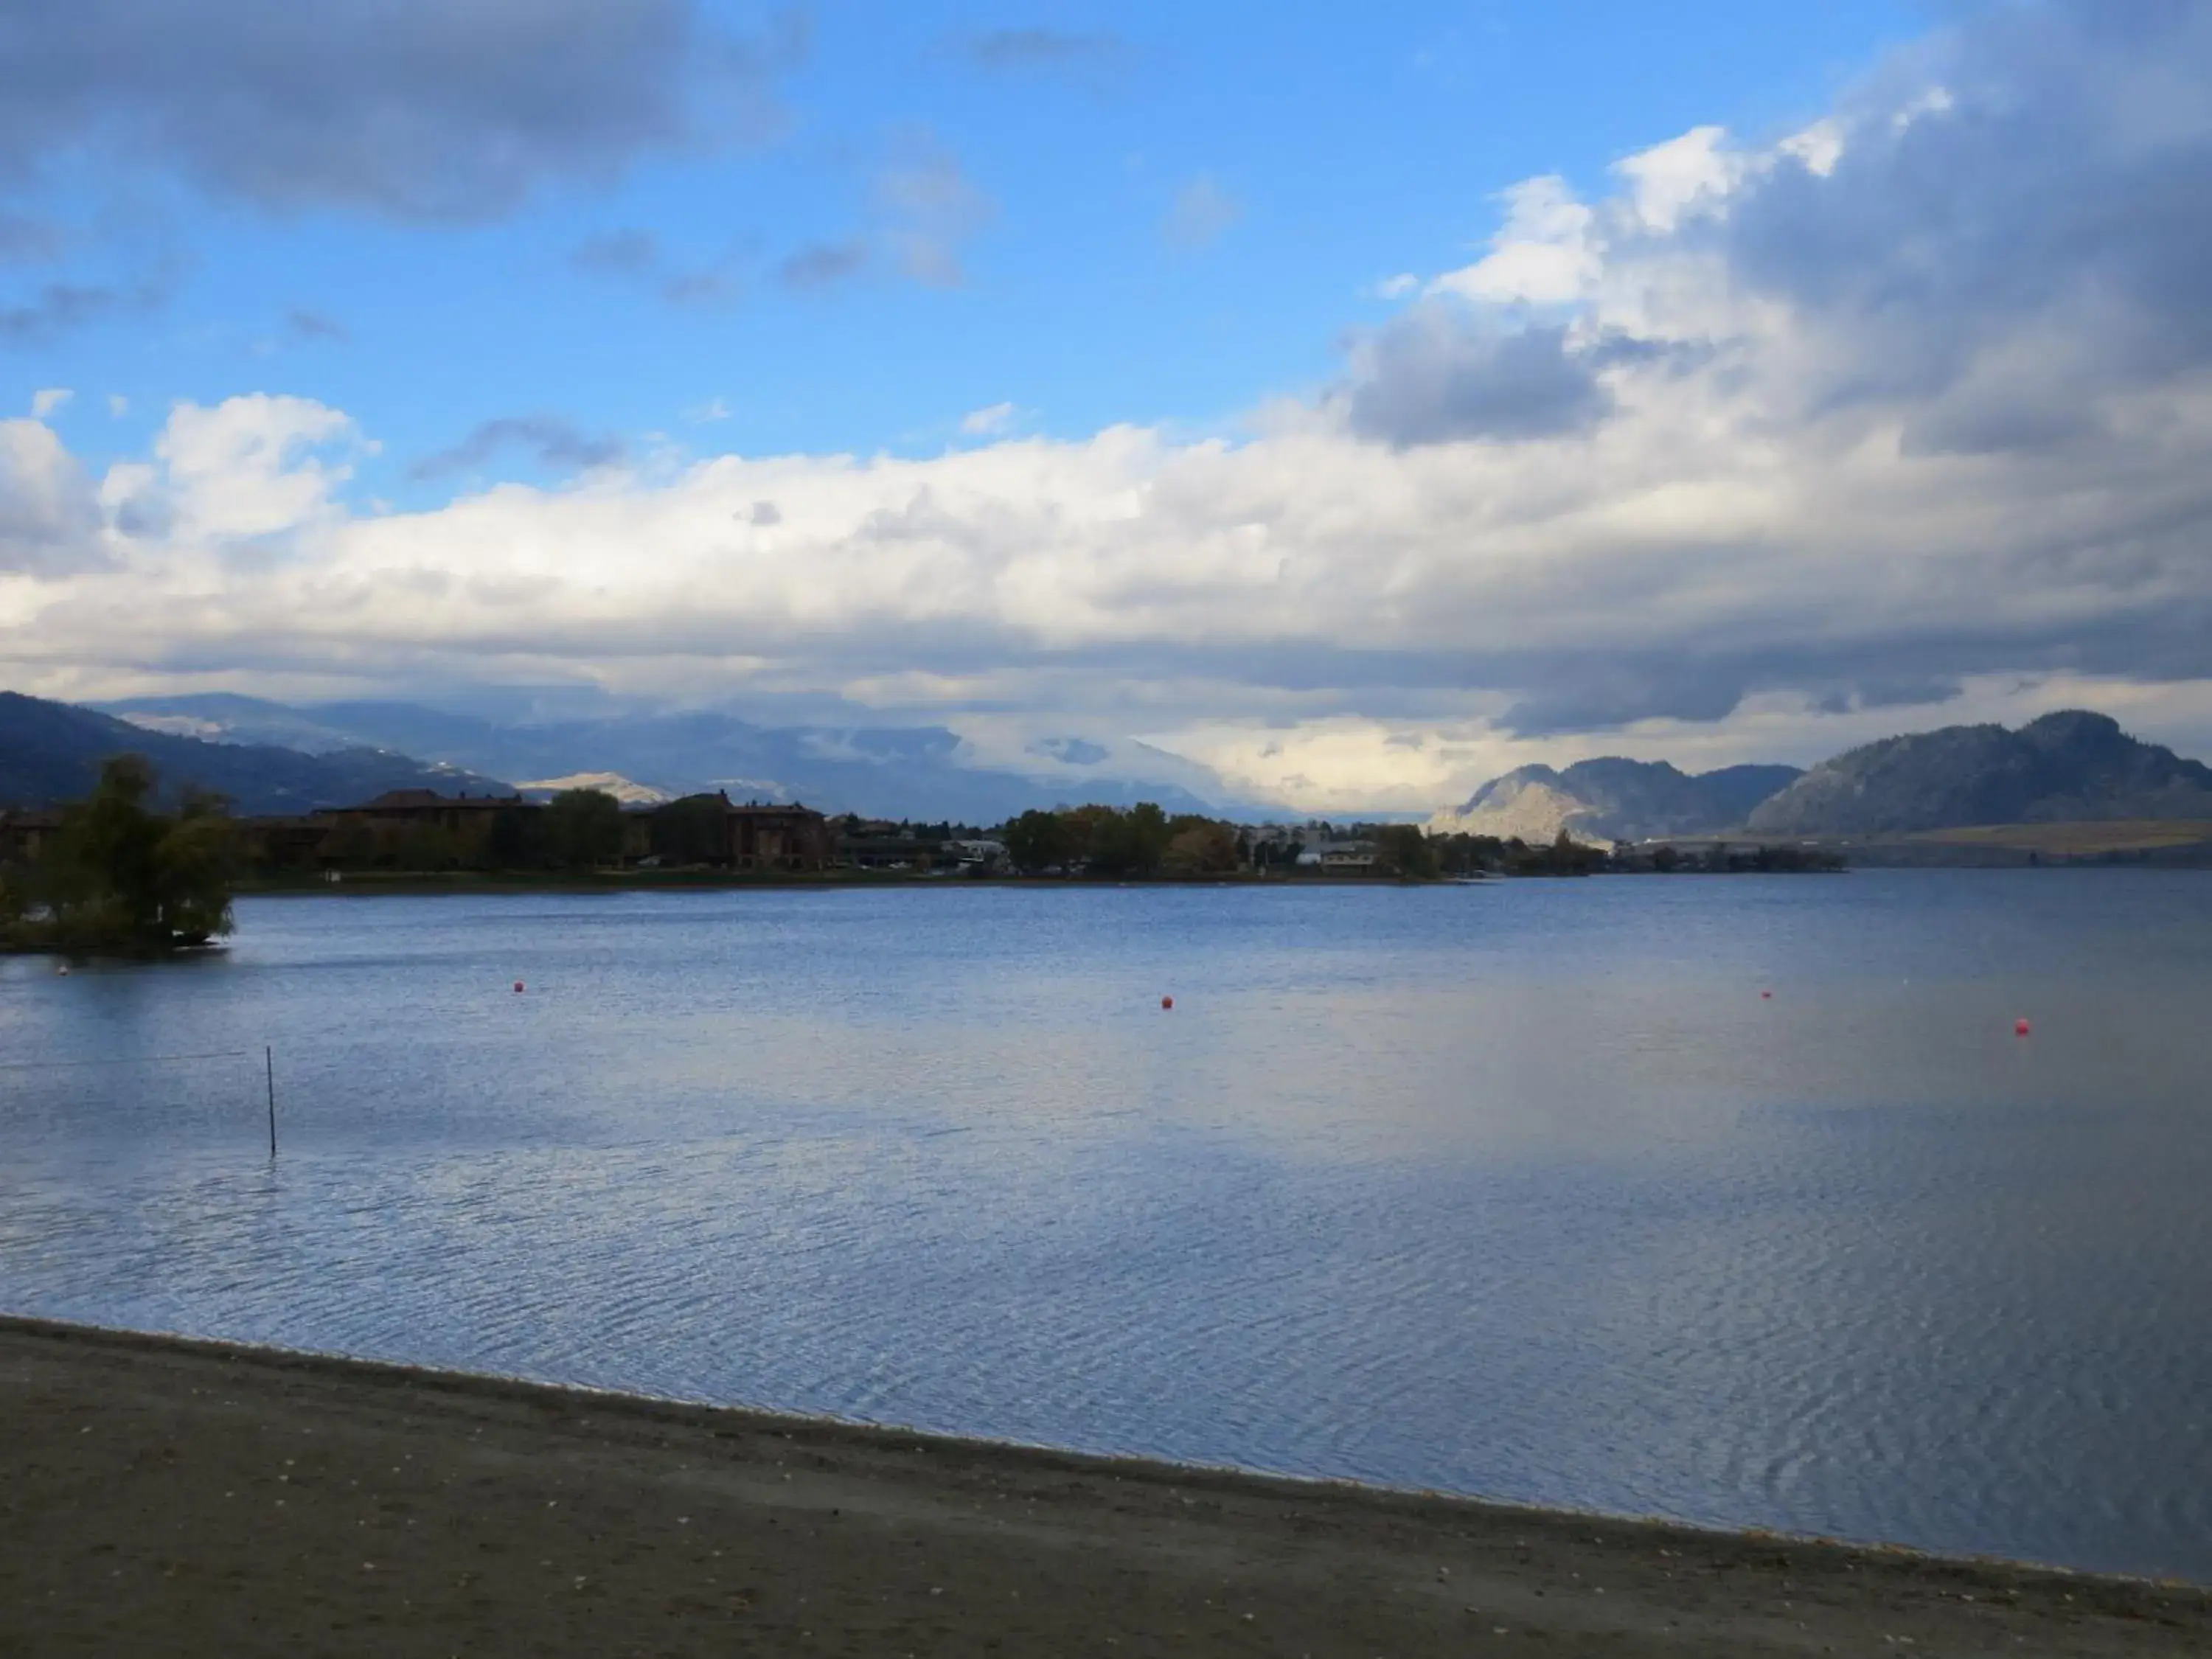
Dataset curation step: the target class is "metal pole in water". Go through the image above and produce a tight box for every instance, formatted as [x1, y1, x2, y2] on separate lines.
[265, 1046, 276, 1159]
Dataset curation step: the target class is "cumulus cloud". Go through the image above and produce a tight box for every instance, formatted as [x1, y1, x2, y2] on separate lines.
[410, 417, 623, 481]
[0, 1, 803, 223]
[29, 388, 69, 419]
[1338, 309, 1613, 445]
[9, 1, 2212, 809]
[1430, 175, 1597, 306]
[0, 417, 102, 574]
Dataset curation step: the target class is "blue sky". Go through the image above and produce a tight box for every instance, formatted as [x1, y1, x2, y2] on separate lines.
[11, 2, 1915, 494]
[7, 1, 2212, 813]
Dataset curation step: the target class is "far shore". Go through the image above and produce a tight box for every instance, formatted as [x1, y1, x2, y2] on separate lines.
[1, 1315, 2203, 1657]
[233, 867, 1468, 896]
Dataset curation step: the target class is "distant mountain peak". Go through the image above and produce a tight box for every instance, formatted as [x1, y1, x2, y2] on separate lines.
[0, 690, 512, 813]
[1430, 755, 1801, 843]
[1747, 709, 2212, 835]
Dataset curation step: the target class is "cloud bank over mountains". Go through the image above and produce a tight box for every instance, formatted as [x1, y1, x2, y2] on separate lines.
[4, 1, 2212, 810]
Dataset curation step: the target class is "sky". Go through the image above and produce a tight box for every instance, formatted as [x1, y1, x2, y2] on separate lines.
[6, 0, 2212, 811]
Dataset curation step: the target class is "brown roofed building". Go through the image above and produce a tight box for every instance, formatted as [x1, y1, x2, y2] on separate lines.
[338, 789, 526, 831]
[722, 798, 830, 871]
[0, 809, 63, 866]
[322, 789, 531, 865]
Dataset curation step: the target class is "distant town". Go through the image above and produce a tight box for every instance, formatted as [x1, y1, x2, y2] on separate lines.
[1, 776, 1840, 896]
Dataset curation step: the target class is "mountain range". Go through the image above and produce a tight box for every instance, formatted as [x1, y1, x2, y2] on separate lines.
[1434, 712, 2212, 843]
[9, 687, 2209, 841]
[88, 694, 1256, 823]
[0, 693, 509, 815]
[1427, 759, 1804, 844]
[1745, 711, 2212, 835]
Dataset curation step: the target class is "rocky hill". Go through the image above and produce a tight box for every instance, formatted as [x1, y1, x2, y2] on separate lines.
[1429, 758, 1802, 844]
[1746, 711, 2212, 835]
[0, 692, 511, 814]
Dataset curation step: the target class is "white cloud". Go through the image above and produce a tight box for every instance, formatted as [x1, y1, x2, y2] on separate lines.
[0, 418, 103, 574]
[960, 401, 1018, 436]
[152, 395, 363, 541]
[1613, 125, 1738, 232]
[1429, 175, 1597, 306]
[684, 397, 731, 424]
[1371, 274, 1419, 300]
[30, 388, 72, 419]
[9, 1, 2212, 810]
[106, 394, 128, 417]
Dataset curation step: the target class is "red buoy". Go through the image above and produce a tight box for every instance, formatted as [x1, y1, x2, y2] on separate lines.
[1761, 990, 1773, 1000]
[514, 981, 526, 994]
[2014, 1018, 2031, 1036]
[1161, 995, 1173, 1010]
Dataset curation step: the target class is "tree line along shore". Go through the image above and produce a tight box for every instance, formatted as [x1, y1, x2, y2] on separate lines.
[1, 757, 1843, 953]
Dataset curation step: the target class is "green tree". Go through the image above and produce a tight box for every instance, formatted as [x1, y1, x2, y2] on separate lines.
[394, 822, 460, 872]
[1003, 808, 1071, 874]
[156, 790, 240, 945]
[544, 788, 625, 869]
[32, 757, 237, 950]
[1090, 802, 1171, 876]
[1163, 821, 1240, 875]
[651, 793, 730, 865]
[1374, 824, 1439, 880]
[484, 805, 546, 869]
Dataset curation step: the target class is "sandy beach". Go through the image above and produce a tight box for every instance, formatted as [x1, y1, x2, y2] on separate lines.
[1, 1316, 2203, 1658]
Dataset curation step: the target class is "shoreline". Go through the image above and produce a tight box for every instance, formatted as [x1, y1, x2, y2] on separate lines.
[4, 1315, 2204, 1656]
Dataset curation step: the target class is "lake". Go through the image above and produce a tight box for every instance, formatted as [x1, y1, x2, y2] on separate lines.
[3, 873, 2210, 1580]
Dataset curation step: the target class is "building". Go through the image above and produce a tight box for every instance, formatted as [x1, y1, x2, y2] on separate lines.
[1317, 838, 1379, 872]
[330, 789, 527, 835]
[239, 815, 341, 871]
[317, 788, 531, 866]
[0, 809, 62, 866]
[721, 799, 832, 871]
[940, 838, 1006, 870]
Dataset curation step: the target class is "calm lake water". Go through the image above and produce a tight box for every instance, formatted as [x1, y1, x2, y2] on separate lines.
[3, 874, 2210, 1579]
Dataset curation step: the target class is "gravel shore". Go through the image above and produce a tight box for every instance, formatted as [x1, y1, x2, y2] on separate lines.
[2, 1316, 2203, 1657]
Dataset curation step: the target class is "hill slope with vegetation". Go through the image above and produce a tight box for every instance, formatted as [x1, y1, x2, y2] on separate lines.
[1747, 712, 2212, 835]
[0, 692, 509, 813]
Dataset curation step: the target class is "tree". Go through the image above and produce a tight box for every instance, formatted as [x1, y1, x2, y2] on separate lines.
[484, 805, 546, 869]
[156, 790, 240, 945]
[1003, 808, 1071, 874]
[29, 756, 238, 950]
[1163, 821, 1239, 875]
[1374, 824, 1439, 879]
[651, 793, 729, 865]
[1088, 802, 1171, 876]
[544, 788, 625, 870]
[394, 822, 460, 872]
